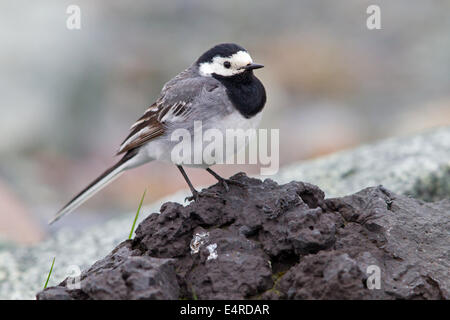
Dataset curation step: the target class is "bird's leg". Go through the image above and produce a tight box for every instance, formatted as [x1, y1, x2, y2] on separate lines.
[177, 166, 219, 202]
[177, 165, 200, 201]
[205, 168, 244, 192]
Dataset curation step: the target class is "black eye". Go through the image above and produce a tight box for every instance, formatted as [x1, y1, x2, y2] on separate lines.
[223, 61, 231, 69]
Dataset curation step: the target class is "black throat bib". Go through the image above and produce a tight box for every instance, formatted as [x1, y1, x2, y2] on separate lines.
[213, 71, 266, 118]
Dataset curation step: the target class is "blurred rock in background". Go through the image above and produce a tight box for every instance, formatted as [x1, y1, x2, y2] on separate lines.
[0, 0, 449, 241]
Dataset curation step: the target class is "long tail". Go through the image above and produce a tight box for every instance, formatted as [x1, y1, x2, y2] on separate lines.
[49, 151, 138, 225]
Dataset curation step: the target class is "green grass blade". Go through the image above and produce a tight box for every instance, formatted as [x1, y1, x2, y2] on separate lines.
[129, 188, 147, 239]
[43, 257, 55, 289]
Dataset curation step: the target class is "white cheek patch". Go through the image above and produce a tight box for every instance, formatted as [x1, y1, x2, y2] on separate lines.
[199, 51, 253, 77]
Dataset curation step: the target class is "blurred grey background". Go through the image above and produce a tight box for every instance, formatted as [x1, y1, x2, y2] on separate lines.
[1, 0, 449, 244]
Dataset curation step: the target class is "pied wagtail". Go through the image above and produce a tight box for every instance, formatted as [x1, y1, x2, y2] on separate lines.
[50, 43, 266, 224]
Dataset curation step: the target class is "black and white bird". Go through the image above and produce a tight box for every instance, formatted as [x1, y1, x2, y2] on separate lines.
[50, 43, 266, 224]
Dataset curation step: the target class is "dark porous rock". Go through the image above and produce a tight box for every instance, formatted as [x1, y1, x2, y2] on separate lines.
[37, 173, 449, 300]
[37, 241, 179, 300]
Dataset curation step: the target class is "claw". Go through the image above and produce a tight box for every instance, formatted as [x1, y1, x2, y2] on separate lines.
[185, 193, 198, 202]
[221, 180, 230, 192]
[225, 178, 245, 188]
[219, 178, 245, 191]
[185, 190, 221, 202]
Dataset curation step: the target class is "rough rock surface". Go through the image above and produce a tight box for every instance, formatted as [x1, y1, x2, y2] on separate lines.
[37, 241, 179, 300]
[2, 127, 449, 300]
[276, 126, 450, 201]
[37, 173, 449, 300]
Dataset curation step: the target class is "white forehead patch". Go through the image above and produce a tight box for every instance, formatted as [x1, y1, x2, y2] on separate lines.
[199, 50, 253, 77]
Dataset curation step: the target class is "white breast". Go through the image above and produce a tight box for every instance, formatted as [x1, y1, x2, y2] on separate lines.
[141, 110, 262, 168]
[211, 109, 262, 134]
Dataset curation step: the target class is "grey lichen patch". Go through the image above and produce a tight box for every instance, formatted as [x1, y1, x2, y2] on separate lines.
[274, 126, 450, 201]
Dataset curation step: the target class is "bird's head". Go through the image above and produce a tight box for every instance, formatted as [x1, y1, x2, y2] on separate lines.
[196, 43, 264, 77]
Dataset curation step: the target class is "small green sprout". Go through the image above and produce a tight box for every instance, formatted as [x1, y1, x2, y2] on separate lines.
[43, 257, 55, 289]
[129, 188, 147, 239]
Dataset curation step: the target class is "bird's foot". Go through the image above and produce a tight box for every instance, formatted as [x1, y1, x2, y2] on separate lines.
[185, 189, 221, 202]
[217, 177, 245, 192]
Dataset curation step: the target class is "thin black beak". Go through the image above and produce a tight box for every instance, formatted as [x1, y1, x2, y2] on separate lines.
[242, 63, 264, 71]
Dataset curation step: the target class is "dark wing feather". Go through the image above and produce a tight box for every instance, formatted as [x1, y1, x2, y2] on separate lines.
[117, 100, 192, 155]
[117, 70, 220, 155]
[117, 103, 165, 154]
